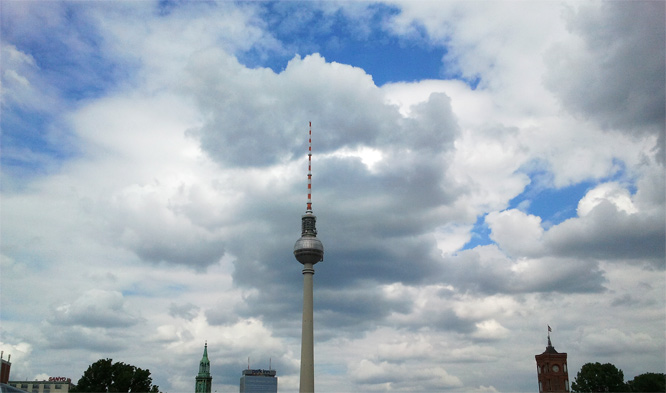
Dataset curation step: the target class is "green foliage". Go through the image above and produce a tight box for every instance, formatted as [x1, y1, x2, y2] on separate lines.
[572, 362, 628, 392]
[627, 373, 666, 392]
[72, 358, 160, 393]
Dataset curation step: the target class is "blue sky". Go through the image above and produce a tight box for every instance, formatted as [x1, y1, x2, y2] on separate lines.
[1, 1, 664, 393]
[240, 2, 450, 86]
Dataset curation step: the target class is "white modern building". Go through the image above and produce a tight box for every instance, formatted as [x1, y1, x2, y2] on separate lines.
[8, 378, 73, 393]
[239, 369, 277, 393]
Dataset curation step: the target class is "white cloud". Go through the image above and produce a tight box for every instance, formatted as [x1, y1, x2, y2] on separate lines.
[49, 289, 141, 328]
[350, 359, 463, 391]
[577, 182, 637, 216]
[472, 319, 510, 341]
[486, 209, 544, 257]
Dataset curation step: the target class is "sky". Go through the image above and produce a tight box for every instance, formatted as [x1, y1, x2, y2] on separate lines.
[1, 1, 664, 392]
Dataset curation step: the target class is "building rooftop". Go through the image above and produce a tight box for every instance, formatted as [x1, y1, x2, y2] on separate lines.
[242, 369, 276, 377]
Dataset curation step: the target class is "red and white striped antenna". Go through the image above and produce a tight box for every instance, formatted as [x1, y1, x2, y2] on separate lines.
[306, 121, 313, 213]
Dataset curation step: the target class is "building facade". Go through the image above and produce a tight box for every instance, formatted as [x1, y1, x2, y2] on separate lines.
[239, 369, 277, 393]
[535, 335, 570, 393]
[195, 343, 212, 393]
[8, 378, 73, 393]
[0, 352, 11, 384]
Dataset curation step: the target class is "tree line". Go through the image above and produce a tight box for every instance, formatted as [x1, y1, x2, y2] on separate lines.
[70, 359, 159, 393]
[572, 362, 665, 392]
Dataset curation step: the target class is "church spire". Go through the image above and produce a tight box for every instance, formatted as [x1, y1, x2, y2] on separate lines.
[198, 342, 210, 376]
[195, 342, 212, 393]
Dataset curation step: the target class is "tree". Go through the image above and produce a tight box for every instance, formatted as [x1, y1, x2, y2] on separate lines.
[72, 358, 160, 393]
[627, 373, 666, 392]
[572, 362, 628, 392]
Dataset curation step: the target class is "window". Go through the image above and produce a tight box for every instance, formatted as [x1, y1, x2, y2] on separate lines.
[55, 385, 62, 389]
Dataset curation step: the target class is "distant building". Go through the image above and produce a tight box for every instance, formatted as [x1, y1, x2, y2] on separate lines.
[8, 378, 72, 393]
[195, 343, 212, 393]
[0, 352, 11, 384]
[0, 383, 27, 393]
[239, 369, 277, 393]
[535, 332, 569, 393]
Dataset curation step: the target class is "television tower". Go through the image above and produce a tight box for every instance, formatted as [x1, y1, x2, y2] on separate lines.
[293, 121, 324, 393]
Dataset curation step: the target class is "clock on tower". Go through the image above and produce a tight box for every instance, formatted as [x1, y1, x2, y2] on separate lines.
[535, 327, 569, 393]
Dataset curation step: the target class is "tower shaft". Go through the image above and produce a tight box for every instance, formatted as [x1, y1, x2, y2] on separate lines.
[299, 263, 315, 393]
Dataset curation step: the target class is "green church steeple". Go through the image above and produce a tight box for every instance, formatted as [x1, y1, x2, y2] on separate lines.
[195, 342, 212, 393]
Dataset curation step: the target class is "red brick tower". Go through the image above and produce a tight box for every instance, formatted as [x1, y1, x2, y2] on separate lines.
[0, 352, 11, 384]
[535, 327, 569, 392]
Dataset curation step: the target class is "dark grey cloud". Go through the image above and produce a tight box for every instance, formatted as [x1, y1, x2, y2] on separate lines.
[316, 286, 413, 333]
[44, 326, 129, 352]
[183, 51, 397, 168]
[169, 302, 200, 320]
[103, 184, 228, 271]
[610, 294, 645, 308]
[442, 246, 607, 295]
[227, 281, 302, 333]
[184, 49, 459, 169]
[544, 201, 665, 265]
[544, 1, 665, 158]
[131, 238, 226, 270]
[425, 308, 477, 335]
[205, 304, 240, 326]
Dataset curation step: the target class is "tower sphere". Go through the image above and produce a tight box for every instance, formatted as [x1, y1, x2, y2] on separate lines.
[294, 236, 324, 265]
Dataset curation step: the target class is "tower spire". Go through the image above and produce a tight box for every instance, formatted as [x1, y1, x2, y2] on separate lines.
[195, 342, 212, 393]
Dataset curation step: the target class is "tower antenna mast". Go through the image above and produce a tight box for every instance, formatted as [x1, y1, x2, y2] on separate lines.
[307, 121, 313, 213]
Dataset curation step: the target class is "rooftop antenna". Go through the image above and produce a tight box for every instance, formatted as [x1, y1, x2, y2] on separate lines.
[269, 357, 272, 371]
[247, 357, 250, 370]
